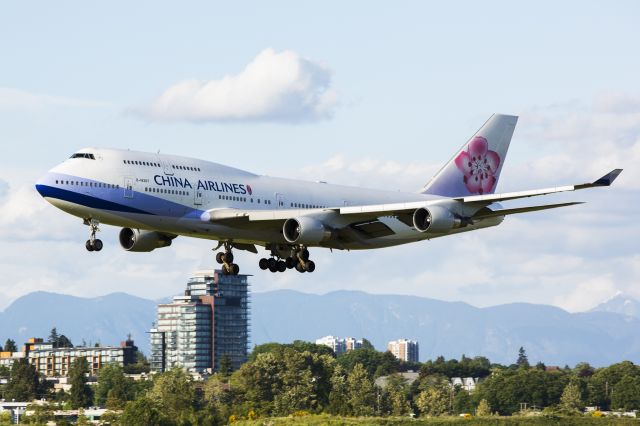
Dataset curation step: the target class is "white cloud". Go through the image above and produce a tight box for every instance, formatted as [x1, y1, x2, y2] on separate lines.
[144, 48, 338, 123]
[515, 94, 640, 190]
[0, 87, 109, 111]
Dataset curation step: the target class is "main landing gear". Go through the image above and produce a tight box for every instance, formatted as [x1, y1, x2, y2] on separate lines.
[215, 241, 240, 276]
[84, 218, 103, 252]
[258, 245, 315, 274]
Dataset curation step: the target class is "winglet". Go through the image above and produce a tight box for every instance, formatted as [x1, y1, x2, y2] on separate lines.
[592, 169, 623, 187]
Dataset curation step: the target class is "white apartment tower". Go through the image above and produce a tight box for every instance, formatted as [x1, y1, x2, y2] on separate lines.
[387, 339, 419, 362]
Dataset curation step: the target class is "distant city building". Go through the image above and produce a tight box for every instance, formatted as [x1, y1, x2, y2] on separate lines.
[0, 337, 138, 377]
[0, 350, 25, 370]
[315, 336, 346, 355]
[387, 339, 419, 362]
[375, 371, 420, 388]
[150, 270, 249, 374]
[345, 337, 363, 351]
[315, 336, 364, 355]
[451, 377, 478, 392]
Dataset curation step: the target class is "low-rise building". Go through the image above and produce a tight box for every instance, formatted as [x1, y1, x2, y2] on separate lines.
[0, 337, 138, 377]
[0, 350, 26, 370]
[451, 377, 478, 392]
[387, 339, 419, 362]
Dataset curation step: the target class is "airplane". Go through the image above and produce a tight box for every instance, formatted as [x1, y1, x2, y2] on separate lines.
[35, 114, 622, 275]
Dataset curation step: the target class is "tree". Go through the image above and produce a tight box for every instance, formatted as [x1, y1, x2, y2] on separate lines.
[416, 386, 449, 417]
[587, 361, 640, 410]
[516, 347, 530, 369]
[57, 335, 73, 348]
[328, 365, 349, 415]
[3, 339, 17, 353]
[361, 338, 375, 350]
[346, 363, 376, 416]
[476, 398, 491, 416]
[6, 359, 40, 401]
[560, 382, 583, 413]
[0, 411, 12, 425]
[611, 375, 640, 411]
[147, 368, 197, 423]
[20, 403, 55, 424]
[120, 396, 168, 426]
[94, 363, 133, 409]
[203, 374, 233, 423]
[123, 351, 150, 374]
[384, 373, 411, 416]
[48, 327, 73, 348]
[48, 328, 59, 346]
[219, 354, 232, 378]
[69, 357, 92, 408]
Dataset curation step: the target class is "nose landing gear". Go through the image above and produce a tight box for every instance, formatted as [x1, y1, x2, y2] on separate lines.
[215, 241, 240, 275]
[84, 219, 103, 252]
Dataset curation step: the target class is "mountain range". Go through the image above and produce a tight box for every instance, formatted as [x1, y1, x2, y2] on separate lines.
[1, 290, 639, 367]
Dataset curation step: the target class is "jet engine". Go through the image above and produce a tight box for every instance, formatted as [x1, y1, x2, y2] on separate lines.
[412, 206, 461, 234]
[118, 228, 174, 252]
[283, 217, 332, 245]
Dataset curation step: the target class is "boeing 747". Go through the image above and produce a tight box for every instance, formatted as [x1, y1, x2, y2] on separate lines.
[35, 114, 622, 275]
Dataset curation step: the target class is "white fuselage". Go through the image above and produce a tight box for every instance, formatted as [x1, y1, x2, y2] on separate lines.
[36, 148, 501, 250]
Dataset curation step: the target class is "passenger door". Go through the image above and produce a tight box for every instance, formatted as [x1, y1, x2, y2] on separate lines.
[124, 177, 134, 198]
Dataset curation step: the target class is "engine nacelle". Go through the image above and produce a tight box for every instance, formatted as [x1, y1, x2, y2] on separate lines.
[283, 217, 331, 245]
[412, 206, 461, 234]
[119, 228, 173, 252]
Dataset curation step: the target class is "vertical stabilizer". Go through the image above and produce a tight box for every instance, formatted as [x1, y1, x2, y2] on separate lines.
[421, 114, 518, 197]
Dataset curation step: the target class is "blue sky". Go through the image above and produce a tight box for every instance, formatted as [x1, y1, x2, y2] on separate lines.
[0, 1, 638, 312]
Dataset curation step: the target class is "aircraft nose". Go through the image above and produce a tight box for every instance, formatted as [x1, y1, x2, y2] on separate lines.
[35, 172, 51, 197]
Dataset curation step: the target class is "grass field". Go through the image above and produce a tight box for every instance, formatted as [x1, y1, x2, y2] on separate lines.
[233, 414, 639, 425]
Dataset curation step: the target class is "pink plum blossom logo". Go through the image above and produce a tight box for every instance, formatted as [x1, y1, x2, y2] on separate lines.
[246, 184, 253, 195]
[454, 136, 500, 194]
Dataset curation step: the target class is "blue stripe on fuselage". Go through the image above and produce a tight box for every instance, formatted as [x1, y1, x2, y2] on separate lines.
[36, 173, 206, 219]
[36, 184, 155, 215]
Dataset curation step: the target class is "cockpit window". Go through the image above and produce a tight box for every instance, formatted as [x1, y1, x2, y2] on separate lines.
[70, 153, 96, 160]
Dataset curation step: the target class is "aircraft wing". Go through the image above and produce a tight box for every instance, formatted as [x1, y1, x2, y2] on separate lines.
[200, 169, 621, 240]
[453, 169, 623, 203]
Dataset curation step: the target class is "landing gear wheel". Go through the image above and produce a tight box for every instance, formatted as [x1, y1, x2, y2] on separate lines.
[85, 218, 101, 253]
[268, 258, 277, 270]
[259, 258, 269, 270]
[285, 257, 296, 269]
[277, 260, 287, 272]
[295, 263, 306, 273]
[299, 248, 310, 261]
[305, 260, 315, 273]
[216, 241, 240, 276]
[268, 264, 278, 273]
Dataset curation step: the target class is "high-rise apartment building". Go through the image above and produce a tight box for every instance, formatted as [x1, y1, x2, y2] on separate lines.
[150, 270, 249, 374]
[387, 339, 419, 362]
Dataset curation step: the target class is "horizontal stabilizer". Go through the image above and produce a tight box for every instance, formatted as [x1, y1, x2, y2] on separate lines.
[472, 202, 584, 220]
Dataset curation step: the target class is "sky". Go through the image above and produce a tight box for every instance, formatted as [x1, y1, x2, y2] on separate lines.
[0, 1, 638, 313]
